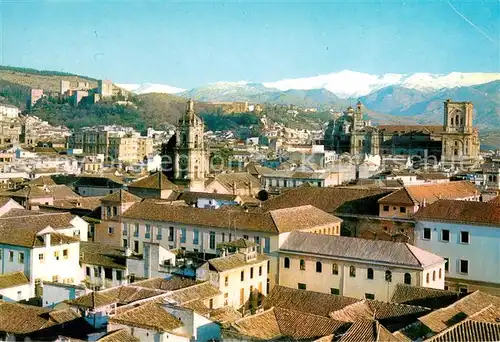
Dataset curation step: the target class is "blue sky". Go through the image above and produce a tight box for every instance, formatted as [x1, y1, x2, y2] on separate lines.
[1, 0, 498, 88]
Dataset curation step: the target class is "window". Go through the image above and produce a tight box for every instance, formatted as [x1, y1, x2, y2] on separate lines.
[250, 267, 254, 279]
[330, 288, 340, 295]
[441, 229, 450, 242]
[86, 266, 91, 276]
[9, 251, 13, 262]
[19, 252, 24, 264]
[193, 229, 199, 245]
[298, 283, 307, 290]
[54, 251, 60, 260]
[349, 266, 356, 277]
[225, 276, 229, 287]
[224, 293, 228, 306]
[459, 287, 468, 294]
[460, 231, 470, 244]
[133, 223, 139, 237]
[39, 253, 44, 263]
[400, 207, 406, 213]
[257, 265, 263, 277]
[284, 257, 290, 268]
[385, 270, 392, 282]
[209, 232, 216, 249]
[145, 224, 151, 239]
[106, 206, 111, 217]
[180, 228, 187, 244]
[439, 268, 442, 279]
[240, 271, 244, 281]
[63, 249, 68, 259]
[426, 273, 430, 283]
[404, 273, 411, 285]
[432, 270, 436, 281]
[123, 239, 128, 248]
[113, 206, 118, 216]
[263, 238, 270, 253]
[168, 226, 174, 241]
[365, 293, 375, 300]
[444, 257, 449, 272]
[134, 240, 139, 253]
[459, 259, 469, 274]
[332, 263, 339, 275]
[116, 270, 122, 281]
[316, 261, 322, 273]
[383, 205, 389, 212]
[243, 235, 249, 240]
[108, 227, 114, 234]
[299, 259, 306, 271]
[367, 268, 374, 280]
[423, 228, 431, 240]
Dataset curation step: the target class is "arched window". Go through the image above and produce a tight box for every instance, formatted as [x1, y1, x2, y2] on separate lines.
[349, 266, 356, 278]
[316, 261, 322, 273]
[404, 273, 411, 285]
[332, 264, 339, 275]
[194, 135, 199, 148]
[367, 268, 374, 280]
[284, 257, 290, 269]
[299, 259, 306, 271]
[385, 270, 392, 282]
[432, 270, 436, 281]
[439, 268, 442, 279]
[426, 273, 430, 283]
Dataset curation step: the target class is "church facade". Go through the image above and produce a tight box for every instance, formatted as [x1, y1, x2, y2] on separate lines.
[324, 100, 480, 169]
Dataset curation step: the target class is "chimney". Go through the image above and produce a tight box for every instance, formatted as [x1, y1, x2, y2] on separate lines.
[423, 198, 427, 207]
[232, 181, 237, 195]
[44, 233, 51, 248]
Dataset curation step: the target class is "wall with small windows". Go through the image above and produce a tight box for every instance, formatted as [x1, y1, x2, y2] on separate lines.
[278, 252, 443, 301]
[0, 244, 31, 276]
[379, 203, 418, 218]
[415, 220, 500, 294]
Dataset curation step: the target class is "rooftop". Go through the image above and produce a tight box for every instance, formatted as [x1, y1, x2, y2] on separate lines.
[128, 172, 178, 190]
[109, 302, 183, 333]
[0, 271, 29, 290]
[338, 319, 404, 342]
[414, 199, 500, 226]
[96, 329, 140, 342]
[80, 241, 127, 270]
[123, 200, 341, 234]
[390, 284, 463, 310]
[280, 231, 443, 268]
[100, 189, 141, 203]
[67, 291, 118, 309]
[208, 253, 269, 273]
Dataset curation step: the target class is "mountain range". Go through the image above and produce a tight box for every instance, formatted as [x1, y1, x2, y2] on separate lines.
[119, 70, 500, 128]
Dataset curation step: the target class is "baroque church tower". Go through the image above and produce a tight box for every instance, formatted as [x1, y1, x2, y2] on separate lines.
[173, 99, 209, 191]
[441, 99, 480, 169]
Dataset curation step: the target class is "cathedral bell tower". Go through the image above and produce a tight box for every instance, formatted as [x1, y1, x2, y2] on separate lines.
[173, 99, 209, 191]
[441, 99, 480, 169]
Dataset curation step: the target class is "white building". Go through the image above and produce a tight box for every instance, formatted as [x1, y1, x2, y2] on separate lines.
[0, 271, 31, 302]
[278, 231, 445, 301]
[414, 199, 500, 296]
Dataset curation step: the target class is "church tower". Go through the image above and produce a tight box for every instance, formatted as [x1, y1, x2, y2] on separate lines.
[441, 99, 480, 169]
[173, 99, 209, 191]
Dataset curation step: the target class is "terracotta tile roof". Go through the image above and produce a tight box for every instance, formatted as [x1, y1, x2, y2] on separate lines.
[1, 185, 52, 199]
[80, 241, 126, 269]
[109, 302, 183, 333]
[489, 196, 500, 205]
[378, 181, 479, 206]
[230, 307, 346, 340]
[208, 172, 261, 191]
[424, 320, 500, 342]
[217, 238, 257, 249]
[414, 199, 500, 226]
[165, 282, 221, 305]
[262, 187, 391, 215]
[208, 253, 269, 272]
[418, 291, 500, 333]
[51, 196, 102, 210]
[26, 176, 56, 186]
[176, 191, 239, 204]
[97, 329, 140, 342]
[331, 300, 431, 332]
[74, 175, 124, 187]
[390, 284, 462, 309]
[67, 291, 118, 309]
[123, 200, 340, 234]
[131, 277, 202, 291]
[45, 185, 80, 200]
[377, 125, 444, 135]
[103, 286, 166, 305]
[0, 302, 80, 335]
[338, 319, 404, 342]
[128, 172, 178, 190]
[262, 285, 360, 317]
[0, 212, 80, 247]
[280, 232, 443, 268]
[100, 189, 141, 203]
[0, 271, 29, 289]
[209, 307, 242, 325]
[469, 305, 500, 323]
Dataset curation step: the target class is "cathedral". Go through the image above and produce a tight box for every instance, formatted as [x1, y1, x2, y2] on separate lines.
[162, 99, 210, 191]
[324, 100, 480, 168]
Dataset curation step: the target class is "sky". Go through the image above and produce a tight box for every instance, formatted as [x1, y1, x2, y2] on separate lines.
[0, 0, 498, 89]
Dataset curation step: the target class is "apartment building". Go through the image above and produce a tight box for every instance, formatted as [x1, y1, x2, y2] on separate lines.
[110, 199, 342, 288]
[108, 135, 153, 163]
[377, 181, 480, 218]
[202, 239, 269, 311]
[414, 199, 500, 295]
[278, 231, 445, 301]
[262, 170, 343, 189]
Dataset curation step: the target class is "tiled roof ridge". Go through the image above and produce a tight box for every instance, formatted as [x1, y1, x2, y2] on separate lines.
[468, 304, 496, 320]
[367, 298, 431, 312]
[404, 243, 424, 267]
[419, 290, 484, 323]
[425, 317, 500, 342]
[403, 187, 419, 205]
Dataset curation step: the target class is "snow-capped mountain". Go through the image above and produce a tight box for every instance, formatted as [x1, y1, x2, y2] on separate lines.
[263, 70, 500, 98]
[116, 83, 185, 94]
[119, 71, 500, 100]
